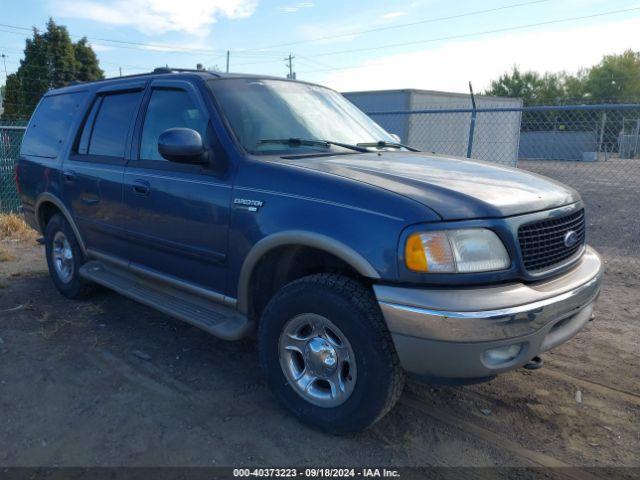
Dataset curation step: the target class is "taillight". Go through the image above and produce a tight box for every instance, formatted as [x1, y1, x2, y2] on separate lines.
[14, 162, 21, 194]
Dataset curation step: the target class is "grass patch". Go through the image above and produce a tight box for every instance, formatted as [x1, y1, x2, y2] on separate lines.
[0, 214, 37, 242]
[0, 245, 16, 262]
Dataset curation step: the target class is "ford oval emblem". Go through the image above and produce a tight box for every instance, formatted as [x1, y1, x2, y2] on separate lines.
[564, 230, 579, 248]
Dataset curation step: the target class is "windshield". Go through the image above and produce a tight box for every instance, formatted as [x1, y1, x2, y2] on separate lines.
[207, 78, 397, 155]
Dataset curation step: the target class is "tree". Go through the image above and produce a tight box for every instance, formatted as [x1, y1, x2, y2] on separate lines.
[485, 66, 582, 105]
[583, 50, 640, 103]
[74, 37, 103, 82]
[1, 18, 104, 119]
[17, 28, 50, 117]
[2, 73, 25, 118]
[485, 67, 541, 105]
[44, 19, 77, 88]
[486, 50, 640, 105]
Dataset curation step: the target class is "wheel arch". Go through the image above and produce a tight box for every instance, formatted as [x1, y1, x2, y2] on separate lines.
[35, 193, 87, 256]
[236, 231, 381, 316]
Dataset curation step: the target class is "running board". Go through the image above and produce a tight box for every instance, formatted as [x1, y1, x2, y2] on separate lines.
[80, 261, 253, 340]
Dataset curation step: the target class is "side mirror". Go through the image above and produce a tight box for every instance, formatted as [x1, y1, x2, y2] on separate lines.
[158, 128, 207, 164]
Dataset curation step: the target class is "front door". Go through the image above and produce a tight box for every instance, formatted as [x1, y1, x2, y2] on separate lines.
[121, 79, 231, 294]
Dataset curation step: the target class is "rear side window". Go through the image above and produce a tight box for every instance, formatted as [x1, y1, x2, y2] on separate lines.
[83, 91, 142, 158]
[21, 92, 86, 158]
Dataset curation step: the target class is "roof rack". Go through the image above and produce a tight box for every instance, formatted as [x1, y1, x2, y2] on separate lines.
[152, 67, 213, 74]
[52, 68, 225, 93]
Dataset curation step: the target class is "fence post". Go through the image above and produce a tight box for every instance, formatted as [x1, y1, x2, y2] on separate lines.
[466, 81, 477, 158]
[598, 112, 606, 159]
[635, 119, 640, 159]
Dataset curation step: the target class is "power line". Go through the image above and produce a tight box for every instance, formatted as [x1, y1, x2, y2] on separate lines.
[297, 56, 334, 70]
[0, 23, 227, 55]
[0, 49, 149, 72]
[3, 6, 639, 85]
[295, 6, 640, 65]
[0, 2, 549, 61]
[0, 23, 292, 57]
[195, 1, 550, 63]
[252, 0, 553, 51]
[232, 57, 293, 67]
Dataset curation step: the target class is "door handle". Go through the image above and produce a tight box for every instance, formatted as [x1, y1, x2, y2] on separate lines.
[63, 170, 76, 183]
[81, 194, 100, 205]
[132, 180, 150, 196]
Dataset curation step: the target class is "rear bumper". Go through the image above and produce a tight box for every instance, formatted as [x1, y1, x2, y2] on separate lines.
[374, 246, 603, 378]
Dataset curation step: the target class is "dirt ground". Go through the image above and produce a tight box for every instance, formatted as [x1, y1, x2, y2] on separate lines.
[0, 236, 638, 475]
[0, 159, 639, 475]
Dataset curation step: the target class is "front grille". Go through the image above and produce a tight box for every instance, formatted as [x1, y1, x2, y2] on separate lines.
[518, 209, 586, 272]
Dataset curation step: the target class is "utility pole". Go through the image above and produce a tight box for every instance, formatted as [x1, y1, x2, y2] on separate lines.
[119, 67, 122, 77]
[1, 54, 7, 78]
[226, 50, 230, 73]
[285, 53, 295, 79]
[0, 54, 6, 110]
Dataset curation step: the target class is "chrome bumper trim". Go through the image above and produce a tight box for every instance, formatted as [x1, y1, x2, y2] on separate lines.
[376, 246, 603, 342]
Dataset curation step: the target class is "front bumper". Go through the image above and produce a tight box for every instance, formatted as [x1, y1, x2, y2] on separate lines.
[374, 246, 603, 379]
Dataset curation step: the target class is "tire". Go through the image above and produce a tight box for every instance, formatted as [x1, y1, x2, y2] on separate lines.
[44, 214, 95, 299]
[258, 273, 404, 435]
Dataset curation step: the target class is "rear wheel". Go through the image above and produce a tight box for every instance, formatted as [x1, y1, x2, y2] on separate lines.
[44, 214, 95, 299]
[259, 273, 404, 434]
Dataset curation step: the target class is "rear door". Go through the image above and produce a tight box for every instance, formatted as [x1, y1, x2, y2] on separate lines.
[121, 78, 232, 294]
[63, 82, 145, 258]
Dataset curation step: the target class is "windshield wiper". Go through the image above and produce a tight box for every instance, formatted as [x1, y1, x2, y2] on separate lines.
[257, 138, 369, 153]
[357, 140, 420, 152]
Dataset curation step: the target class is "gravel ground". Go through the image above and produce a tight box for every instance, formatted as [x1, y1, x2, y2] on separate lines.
[0, 159, 638, 475]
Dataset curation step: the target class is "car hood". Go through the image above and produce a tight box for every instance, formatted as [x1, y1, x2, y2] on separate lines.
[280, 152, 580, 220]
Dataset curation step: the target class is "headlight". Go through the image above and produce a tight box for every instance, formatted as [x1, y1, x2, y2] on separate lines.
[405, 228, 510, 273]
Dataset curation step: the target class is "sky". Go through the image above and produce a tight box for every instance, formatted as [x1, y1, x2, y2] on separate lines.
[0, 0, 639, 93]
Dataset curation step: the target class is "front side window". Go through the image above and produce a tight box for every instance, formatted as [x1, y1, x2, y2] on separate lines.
[140, 89, 207, 161]
[207, 78, 395, 155]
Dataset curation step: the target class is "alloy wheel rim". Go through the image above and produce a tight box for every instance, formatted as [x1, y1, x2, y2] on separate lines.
[278, 313, 357, 408]
[52, 231, 74, 284]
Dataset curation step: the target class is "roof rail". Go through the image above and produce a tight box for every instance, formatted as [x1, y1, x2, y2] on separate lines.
[152, 67, 212, 74]
[52, 68, 221, 93]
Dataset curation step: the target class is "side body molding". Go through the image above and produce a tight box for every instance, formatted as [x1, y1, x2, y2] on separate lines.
[236, 230, 381, 314]
[35, 193, 87, 255]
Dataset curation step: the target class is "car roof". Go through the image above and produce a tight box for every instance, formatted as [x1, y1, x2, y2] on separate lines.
[44, 68, 327, 96]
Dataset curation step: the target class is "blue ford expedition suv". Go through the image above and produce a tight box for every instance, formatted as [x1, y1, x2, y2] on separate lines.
[17, 68, 603, 434]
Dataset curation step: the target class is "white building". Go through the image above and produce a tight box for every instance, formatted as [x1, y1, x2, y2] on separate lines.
[343, 89, 523, 166]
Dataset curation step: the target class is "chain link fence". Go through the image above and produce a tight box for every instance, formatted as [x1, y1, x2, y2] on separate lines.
[0, 121, 27, 214]
[367, 104, 640, 271]
[1, 104, 639, 271]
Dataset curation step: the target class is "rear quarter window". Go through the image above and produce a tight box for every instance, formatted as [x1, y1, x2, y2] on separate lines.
[21, 91, 87, 158]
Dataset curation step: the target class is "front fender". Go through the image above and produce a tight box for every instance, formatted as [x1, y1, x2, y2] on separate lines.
[236, 230, 381, 314]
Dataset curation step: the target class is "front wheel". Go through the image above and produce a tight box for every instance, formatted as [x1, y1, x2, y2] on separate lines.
[258, 274, 404, 434]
